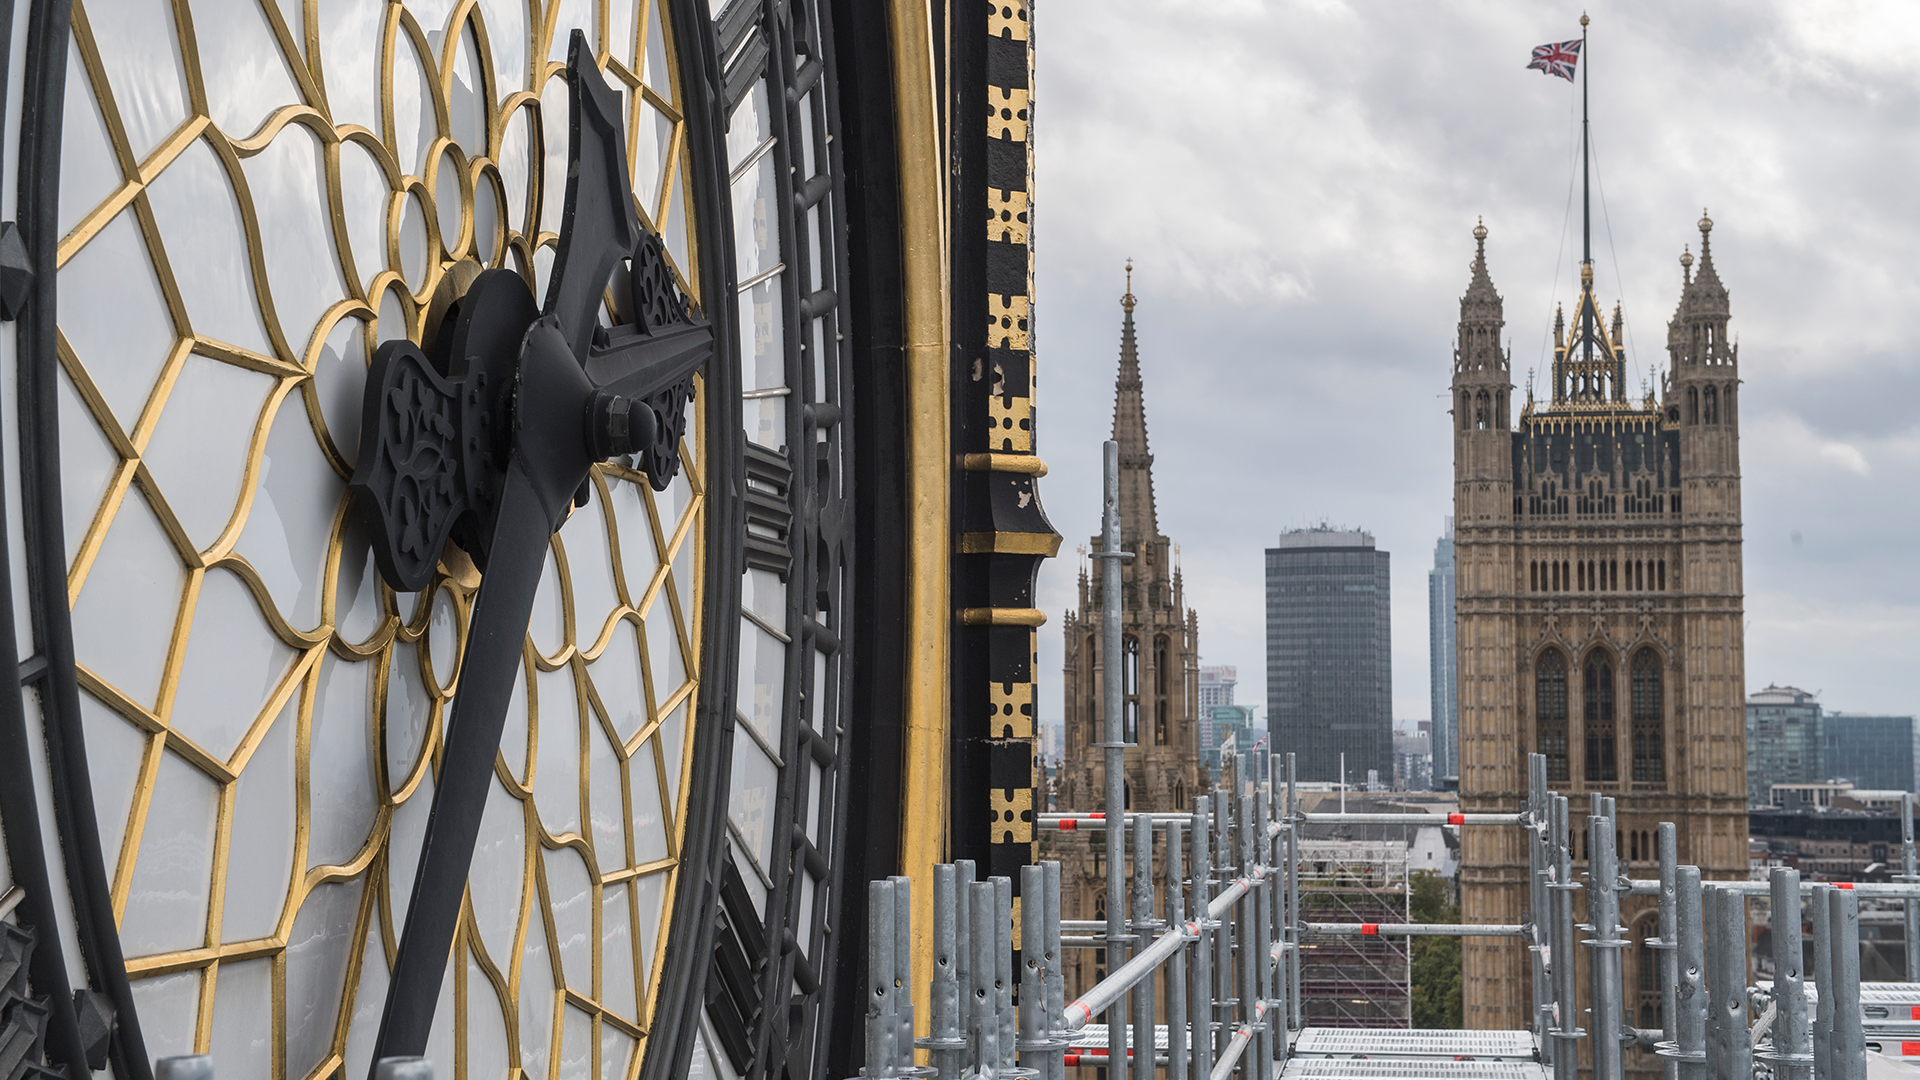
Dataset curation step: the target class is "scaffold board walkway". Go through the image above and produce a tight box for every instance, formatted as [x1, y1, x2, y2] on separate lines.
[1290, 1028, 1537, 1059]
[1281, 1060, 1548, 1080]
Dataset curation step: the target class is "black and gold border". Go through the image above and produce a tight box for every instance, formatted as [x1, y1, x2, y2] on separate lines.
[951, 0, 1055, 933]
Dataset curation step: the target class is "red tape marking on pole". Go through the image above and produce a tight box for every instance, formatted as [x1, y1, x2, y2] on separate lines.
[1362, 923, 1379, 935]
[1060, 819, 1077, 830]
[1448, 813, 1465, 825]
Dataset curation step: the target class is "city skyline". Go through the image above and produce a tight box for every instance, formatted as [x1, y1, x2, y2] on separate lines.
[1030, 3, 1920, 732]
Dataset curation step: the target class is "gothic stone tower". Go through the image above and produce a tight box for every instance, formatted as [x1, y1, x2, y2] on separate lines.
[1454, 216, 1747, 1053]
[1051, 273, 1203, 998]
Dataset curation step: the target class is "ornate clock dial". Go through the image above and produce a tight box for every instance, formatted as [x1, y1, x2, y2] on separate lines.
[47, 3, 719, 1077]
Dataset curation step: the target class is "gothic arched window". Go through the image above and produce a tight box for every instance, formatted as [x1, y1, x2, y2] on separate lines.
[1536, 650, 1569, 783]
[1153, 635, 1170, 745]
[1584, 652, 1618, 782]
[1704, 385, 1718, 424]
[1154, 636, 1169, 698]
[1631, 649, 1666, 784]
[1085, 634, 1098, 742]
[1687, 386, 1699, 425]
[1476, 390, 1490, 430]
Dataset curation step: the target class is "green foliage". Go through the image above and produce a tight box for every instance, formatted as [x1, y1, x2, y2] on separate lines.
[1409, 871, 1462, 1029]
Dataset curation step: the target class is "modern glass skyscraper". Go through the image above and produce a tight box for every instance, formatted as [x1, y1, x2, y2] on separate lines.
[1199, 665, 1238, 711]
[1267, 527, 1392, 783]
[1824, 712, 1920, 795]
[1429, 518, 1459, 786]
[1746, 685, 1823, 807]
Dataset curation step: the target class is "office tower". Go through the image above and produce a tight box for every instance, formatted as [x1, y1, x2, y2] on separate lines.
[1267, 526, 1392, 784]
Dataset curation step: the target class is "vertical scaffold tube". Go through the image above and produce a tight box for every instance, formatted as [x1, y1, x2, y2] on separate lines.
[995, 876, 1016, 1072]
[1704, 886, 1750, 1080]
[1809, 884, 1832, 1080]
[1100, 440, 1129, 1080]
[891, 876, 914, 1072]
[866, 879, 898, 1077]
[1191, 797, 1216, 1080]
[1215, 792, 1234, 1062]
[1252, 788, 1271, 1074]
[956, 858, 976, 1038]
[1169, 820, 1188, 1080]
[1828, 887, 1864, 1080]
[929, 866, 966, 1080]
[1550, 795, 1581, 1080]
[1046, 861, 1067, 1080]
[1133, 819, 1156, 1080]
[1238, 791, 1257, 1080]
[1286, 753, 1300, 1033]
[1765, 867, 1809, 1080]
[1587, 815, 1624, 1080]
[1527, 754, 1551, 1060]
[1020, 865, 1048, 1076]
[970, 880, 1000, 1072]
[1904, 793, 1919, 981]
[1656, 823, 1677, 1080]
[1667, 866, 1706, 1080]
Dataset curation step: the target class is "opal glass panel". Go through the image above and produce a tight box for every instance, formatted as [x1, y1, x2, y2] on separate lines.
[57, 2, 707, 1076]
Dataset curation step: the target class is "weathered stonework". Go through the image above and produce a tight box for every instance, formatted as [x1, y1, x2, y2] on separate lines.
[1454, 218, 1748, 1061]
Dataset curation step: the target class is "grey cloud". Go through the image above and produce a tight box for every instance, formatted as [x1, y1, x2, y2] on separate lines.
[1033, 1, 1920, 729]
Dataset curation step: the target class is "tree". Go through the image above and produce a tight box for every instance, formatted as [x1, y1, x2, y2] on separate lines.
[1409, 871, 1461, 1028]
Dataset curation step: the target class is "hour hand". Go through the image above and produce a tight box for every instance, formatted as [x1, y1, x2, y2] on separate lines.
[546, 29, 641, 361]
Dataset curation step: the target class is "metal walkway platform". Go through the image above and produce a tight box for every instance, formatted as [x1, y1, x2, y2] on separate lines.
[1290, 1029, 1536, 1059]
[1280, 1028, 1546, 1080]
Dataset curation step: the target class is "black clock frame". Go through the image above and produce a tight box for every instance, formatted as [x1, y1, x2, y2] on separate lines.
[0, 1, 915, 1078]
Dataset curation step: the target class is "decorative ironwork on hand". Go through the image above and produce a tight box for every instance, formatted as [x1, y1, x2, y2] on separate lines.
[352, 30, 712, 1069]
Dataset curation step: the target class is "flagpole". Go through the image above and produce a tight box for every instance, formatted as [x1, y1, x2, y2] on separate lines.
[1580, 11, 1592, 362]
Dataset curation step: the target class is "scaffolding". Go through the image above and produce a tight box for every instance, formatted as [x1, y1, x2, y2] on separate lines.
[1296, 841, 1410, 1028]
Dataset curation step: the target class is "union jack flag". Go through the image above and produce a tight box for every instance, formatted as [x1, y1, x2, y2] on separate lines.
[1527, 39, 1582, 82]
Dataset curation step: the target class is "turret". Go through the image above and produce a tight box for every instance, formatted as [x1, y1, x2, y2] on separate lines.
[1452, 220, 1513, 530]
[1663, 211, 1741, 529]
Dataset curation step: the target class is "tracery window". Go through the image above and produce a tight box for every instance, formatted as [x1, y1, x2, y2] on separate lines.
[1537, 650, 1569, 783]
[1585, 653, 1618, 782]
[1688, 386, 1699, 425]
[1704, 385, 1718, 424]
[1632, 649, 1666, 783]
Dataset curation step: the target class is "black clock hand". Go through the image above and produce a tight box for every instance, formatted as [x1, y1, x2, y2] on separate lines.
[361, 31, 709, 1068]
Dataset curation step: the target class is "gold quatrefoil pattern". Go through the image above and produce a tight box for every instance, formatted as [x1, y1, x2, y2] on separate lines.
[53, 2, 706, 1078]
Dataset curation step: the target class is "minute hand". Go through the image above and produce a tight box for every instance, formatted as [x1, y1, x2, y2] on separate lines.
[365, 31, 696, 1068]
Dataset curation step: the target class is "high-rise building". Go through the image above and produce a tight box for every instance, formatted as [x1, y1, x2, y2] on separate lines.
[1054, 271, 1203, 998]
[1824, 713, 1920, 795]
[1395, 725, 1434, 791]
[1267, 527, 1392, 784]
[1206, 704, 1260, 778]
[1430, 518, 1459, 786]
[1452, 214, 1749, 1038]
[1199, 665, 1238, 711]
[1746, 685, 1823, 807]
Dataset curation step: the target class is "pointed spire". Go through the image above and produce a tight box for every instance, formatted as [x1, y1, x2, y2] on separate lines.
[1110, 262, 1159, 541]
[1692, 209, 1723, 290]
[1610, 301, 1623, 346]
[1465, 217, 1496, 301]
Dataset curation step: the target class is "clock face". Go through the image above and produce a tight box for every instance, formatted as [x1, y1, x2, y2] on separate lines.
[43, 1, 764, 1077]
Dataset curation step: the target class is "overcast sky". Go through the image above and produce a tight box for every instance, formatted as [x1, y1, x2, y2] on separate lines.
[1029, 0, 1920, 735]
